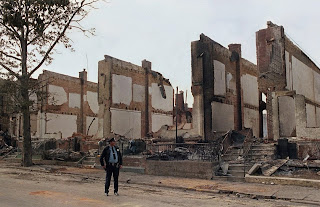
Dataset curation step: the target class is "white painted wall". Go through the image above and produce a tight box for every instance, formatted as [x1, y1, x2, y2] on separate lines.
[37, 112, 46, 138]
[46, 113, 77, 138]
[110, 108, 141, 139]
[285, 51, 293, 90]
[86, 116, 98, 136]
[213, 60, 226, 96]
[292, 56, 315, 101]
[306, 104, 317, 128]
[212, 102, 234, 132]
[133, 84, 145, 103]
[278, 96, 296, 136]
[97, 118, 104, 138]
[314, 71, 320, 103]
[29, 91, 38, 111]
[151, 113, 173, 132]
[192, 94, 204, 136]
[87, 91, 99, 114]
[317, 107, 320, 128]
[241, 74, 259, 107]
[243, 108, 259, 137]
[112, 74, 132, 105]
[226, 72, 236, 95]
[151, 83, 173, 112]
[30, 114, 37, 136]
[69, 93, 80, 108]
[263, 113, 268, 138]
[48, 85, 67, 105]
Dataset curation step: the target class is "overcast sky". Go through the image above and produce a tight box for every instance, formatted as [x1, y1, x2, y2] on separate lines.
[41, 0, 320, 105]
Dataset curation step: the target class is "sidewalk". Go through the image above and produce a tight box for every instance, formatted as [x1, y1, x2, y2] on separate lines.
[3, 162, 320, 205]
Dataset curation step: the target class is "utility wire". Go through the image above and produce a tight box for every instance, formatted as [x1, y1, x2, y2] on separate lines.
[285, 32, 320, 69]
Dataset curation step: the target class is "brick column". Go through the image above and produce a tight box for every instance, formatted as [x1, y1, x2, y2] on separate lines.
[142, 60, 151, 137]
[79, 69, 87, 135]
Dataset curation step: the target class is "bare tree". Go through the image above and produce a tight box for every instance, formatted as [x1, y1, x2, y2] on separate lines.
[0, 0, 100, 166]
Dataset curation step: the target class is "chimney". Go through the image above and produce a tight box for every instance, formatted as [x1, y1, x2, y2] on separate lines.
[79, 69, 87, 81]
[142, 59, 152, 71]
[228, 44, 241, 58]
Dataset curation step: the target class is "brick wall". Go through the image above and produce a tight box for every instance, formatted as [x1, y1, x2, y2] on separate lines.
[98, 55, 174, 139]
[256, 21, 320, 140]
[191, 34, 260, 139]
[36, 70, 98, 138]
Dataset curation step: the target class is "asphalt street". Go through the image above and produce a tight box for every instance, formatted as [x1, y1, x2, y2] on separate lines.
[0, 164, 315, 207]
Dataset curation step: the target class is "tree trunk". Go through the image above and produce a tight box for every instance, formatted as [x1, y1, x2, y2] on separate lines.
[21, 36, 32, 167]
[21, 75, 32, 167]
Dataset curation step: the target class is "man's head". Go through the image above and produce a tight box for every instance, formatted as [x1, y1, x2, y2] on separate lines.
[108, 137, 116, 147]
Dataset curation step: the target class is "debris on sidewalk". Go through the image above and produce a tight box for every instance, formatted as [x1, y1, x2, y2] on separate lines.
[247, 159, 289, 176]
[261, 159, 289, 176]
[248, 163, 262, 175]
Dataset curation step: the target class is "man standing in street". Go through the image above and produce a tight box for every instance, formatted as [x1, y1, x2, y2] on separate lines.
[100, 137, 122, 196]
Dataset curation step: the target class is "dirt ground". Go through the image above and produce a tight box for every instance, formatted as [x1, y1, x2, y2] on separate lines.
[0, 163, 316, 207]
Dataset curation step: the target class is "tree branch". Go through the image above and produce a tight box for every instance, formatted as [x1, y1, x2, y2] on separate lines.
[0, 51, 21, 61]
[28, 0, 88, 77]
[0, 62, 19, 78]
[27, 8, 59, 46]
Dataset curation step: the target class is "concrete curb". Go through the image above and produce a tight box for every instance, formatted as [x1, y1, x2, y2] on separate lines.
[245, 174, 320, 188]
[290, 199, 320, 206]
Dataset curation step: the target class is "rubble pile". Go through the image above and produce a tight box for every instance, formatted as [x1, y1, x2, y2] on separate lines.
[32, 139, 57, 154]
[147, 147, 189, 161]
[0, 145, 13, 156]
[0, 132, 14, 156]
[43, 149, 83, 161]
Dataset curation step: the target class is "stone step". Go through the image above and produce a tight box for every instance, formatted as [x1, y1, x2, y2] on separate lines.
[251, 144, 276, 150]
[82, 161, 95, 166]
[82, 164, 97, 169]
[246, 150, 275, 156]
[228, 164, 253, 171]
[222, 154, 275, 162]
[224, 151, 243, 156]
[248, 154, 275, 160]
[224, 148, 275, 157]
[85, 157, 96, 162]
[250, 148, 275, 152]
[226, 148, 243, 153]
[228, 169, 247, 177]
[221, 155, 244, 161]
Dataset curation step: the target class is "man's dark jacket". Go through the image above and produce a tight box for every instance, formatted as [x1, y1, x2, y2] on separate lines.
[100, 146, 123, 166]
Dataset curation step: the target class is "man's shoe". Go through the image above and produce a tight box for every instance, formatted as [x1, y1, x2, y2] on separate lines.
[114, 192, 119, 196]
[105, 193, 108, 196]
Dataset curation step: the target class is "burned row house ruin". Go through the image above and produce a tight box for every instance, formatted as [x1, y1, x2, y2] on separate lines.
[256, 22, 320, 159]
[191, 34, 260, 140]
[257, 21, 320, 140]
[97, 55, 174, 139]
[190, 21, 320, 160]
[8, 70, 99, 140]
[2, 21, 320, 161]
